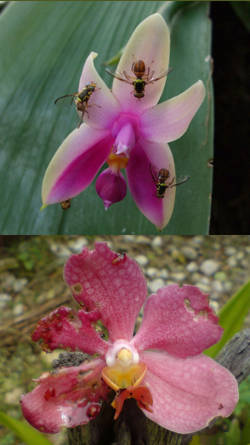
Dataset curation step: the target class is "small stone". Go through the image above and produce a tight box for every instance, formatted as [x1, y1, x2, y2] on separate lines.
[152, 236, 163, 248]
[200, 276, 210, 285]
[214, 272, 227, 281]
[195, 283, 211, 293]
[0, 293, 11, 309]
[186, 262, 198, 273]
[200, 260, 220, 276]
[136, 236, 151, 244]
[158, 269, 169, 279]
[224, 247, 237, 256]
[13, 303, 25, 316]
[236, 251, 244, 261]
[190, 272, 203, 283]
[68, 237, 88, 252]
[149, 278, 165, 293]
[209, 300, 219, 313]
[171, 249, 186, 264]
[146, 267, 158, 278]
[5, 387, 23, 404]
[227, 257, 237, 267]
[240, 259, 248, 268]
[171, 272, 186, 282]
[181, 246, 198, 260]
[212, 281, 224, 293]
[224, 281, 233, 292]
[13, 278, 28, 292]
[135, 255, 148, 267]
[49, 243, 71, 258]
[192, 236, 204, 245]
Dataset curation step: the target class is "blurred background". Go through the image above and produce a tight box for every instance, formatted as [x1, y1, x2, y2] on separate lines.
[0, 235, 249, 444]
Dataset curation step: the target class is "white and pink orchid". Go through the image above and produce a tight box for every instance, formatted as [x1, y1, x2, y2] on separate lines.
[42, 14, 205, 229]
[21, 243, 238, 434]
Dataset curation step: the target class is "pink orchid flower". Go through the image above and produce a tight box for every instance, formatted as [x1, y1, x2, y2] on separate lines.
[21, 243, 238, 434]
[42, 14, 205, 230]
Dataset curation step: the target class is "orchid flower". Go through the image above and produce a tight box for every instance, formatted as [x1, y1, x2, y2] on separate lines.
[42, 14, 205, 230]
[21, 243, 238, 434]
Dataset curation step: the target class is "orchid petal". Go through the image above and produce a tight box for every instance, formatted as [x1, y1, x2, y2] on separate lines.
[78, 52, 121, 129]
[32, 306, 109, 356]
[112, 14, 170, 112]
[64, 242, 147, 342]
[132, 284, 223, 357]
[126, 140, 175, 230]
[42, 124, 112, 205]
[20, 359, 107, 433]
[141, 80, 206, 142]
[141, 351, 238, 434]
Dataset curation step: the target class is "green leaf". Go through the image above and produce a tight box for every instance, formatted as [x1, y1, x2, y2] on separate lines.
[0, 1, 212, 234]
[205, 280, 250, 358]
[0, 411, 52, 445]
[230, 2, 250, 32]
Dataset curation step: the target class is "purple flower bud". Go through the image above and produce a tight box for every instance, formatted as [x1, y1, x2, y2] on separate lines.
[96, 168, 127, 209]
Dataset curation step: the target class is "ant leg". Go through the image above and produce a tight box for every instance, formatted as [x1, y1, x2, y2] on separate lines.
[123, 70, 134, 82]
[169, 177, 175, 187]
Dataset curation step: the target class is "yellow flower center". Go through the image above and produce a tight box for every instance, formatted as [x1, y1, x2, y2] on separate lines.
[107, 152, 129, 172]
[102, 347, 146, 391]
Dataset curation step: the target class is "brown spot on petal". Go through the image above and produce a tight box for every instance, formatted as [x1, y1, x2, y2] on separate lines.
[87, 404, 101, 418]
[184, 298, 195, 314]
[72, 283, 83, 294]
[218, 403, 224, 410]
[112, 252, 127, 265]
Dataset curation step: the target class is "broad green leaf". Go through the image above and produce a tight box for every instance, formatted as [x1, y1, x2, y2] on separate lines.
[0, 411, 52, 445]
[0, 1, 212, 234]
[205, 280, 250, 358]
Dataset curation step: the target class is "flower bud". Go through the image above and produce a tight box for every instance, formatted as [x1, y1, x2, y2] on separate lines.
[96, 168, 127, 209]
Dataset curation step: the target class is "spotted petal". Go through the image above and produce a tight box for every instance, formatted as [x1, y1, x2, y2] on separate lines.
[32, 306, 109, 356]
[140, 80, 206, 142]
[64, 242, 147, 342]
[42, 124, 112, 205]
[126, 140, 175, 230]
[20, 359, 107, 433]
[112, 13, 170, 112]
[132, 284, 223, 357]
[141, 350, 239, 434]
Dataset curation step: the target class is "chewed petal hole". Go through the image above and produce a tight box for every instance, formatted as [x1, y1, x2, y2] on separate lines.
[112, 386, 153, 420]
[102, 362, 146, 391]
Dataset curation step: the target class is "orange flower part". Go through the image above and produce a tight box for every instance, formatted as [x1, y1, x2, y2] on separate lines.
[112, 386, 153, 420]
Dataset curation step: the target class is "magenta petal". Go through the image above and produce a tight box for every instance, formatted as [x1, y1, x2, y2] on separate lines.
[141, 351, 238, 434]
[64, 242, 147, 342]
[96, 168, 127, 209]
[126, 141, 175, 229]
[132, 284, 223, 357]
[32, 306, 109, 356]
[42, 125, 113, 205]
[20, 359, 107, 433]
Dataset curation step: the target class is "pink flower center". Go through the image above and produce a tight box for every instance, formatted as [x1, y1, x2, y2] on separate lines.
[111, 112, 141, 157]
